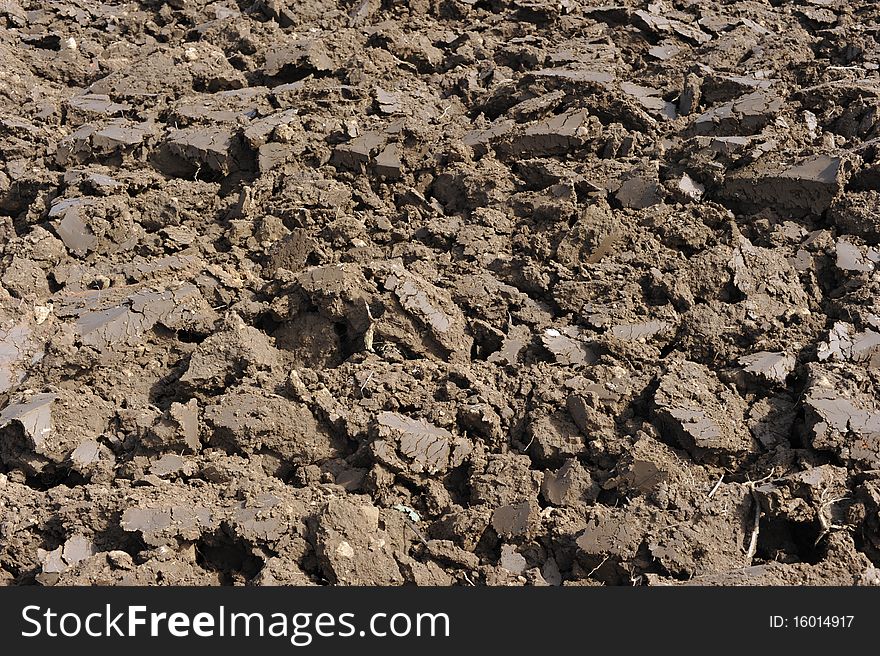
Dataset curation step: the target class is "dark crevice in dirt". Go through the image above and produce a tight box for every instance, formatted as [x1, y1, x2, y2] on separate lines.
[175, 329, 207, 345]
[757, 517, 825, 565]
[195, 530, 264, 586]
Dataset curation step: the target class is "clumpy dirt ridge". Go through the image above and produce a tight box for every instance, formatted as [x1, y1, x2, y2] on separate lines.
[2, 0, 880, 586]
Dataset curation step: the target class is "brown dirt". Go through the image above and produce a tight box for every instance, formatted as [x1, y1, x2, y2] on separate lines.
[1, 0, 880, 586]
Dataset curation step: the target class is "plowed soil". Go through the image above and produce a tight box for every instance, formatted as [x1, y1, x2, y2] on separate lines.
[2, 0, 880, 586]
